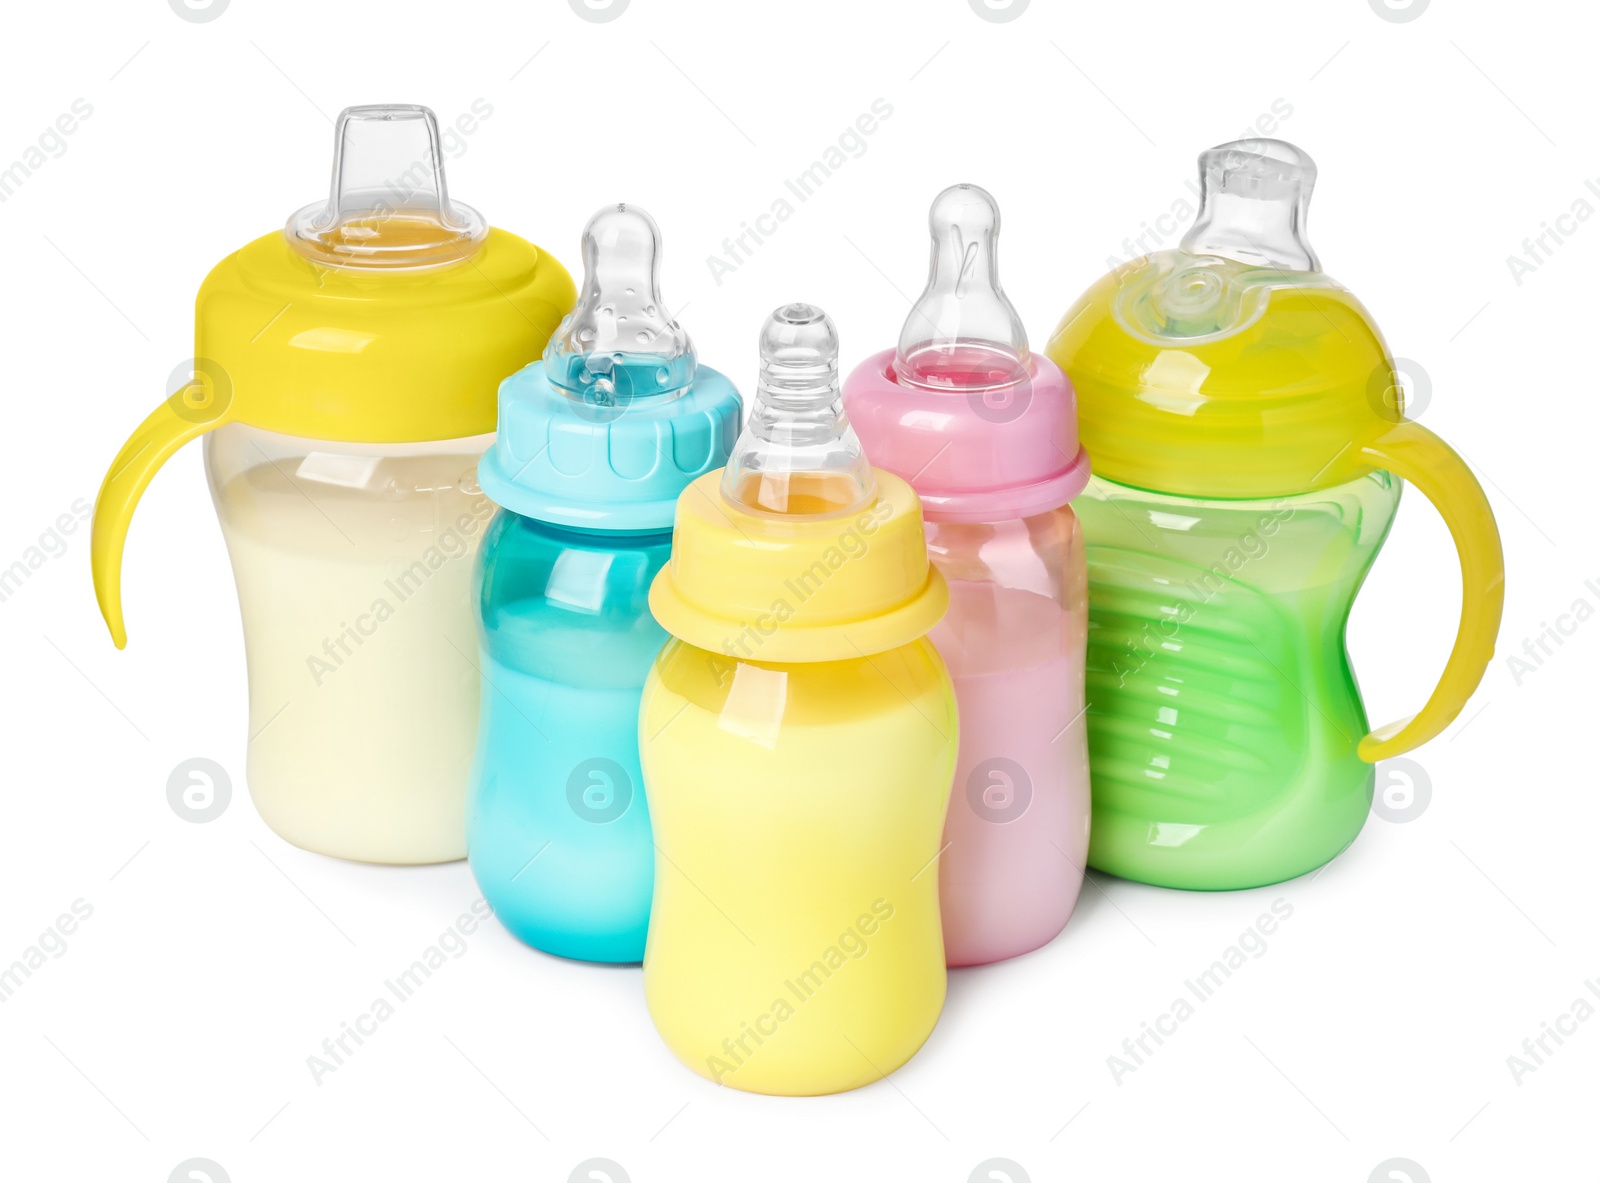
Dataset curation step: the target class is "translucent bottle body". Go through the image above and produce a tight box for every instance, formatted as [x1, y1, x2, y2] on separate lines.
[925, 506, 1089, 964]
[1074, 470, 1402, 889]
[205, 423, 493, 864]
[844, 179, 1090, 965]
[639, 638, 956, 1096]
[467, 511, 669, 963]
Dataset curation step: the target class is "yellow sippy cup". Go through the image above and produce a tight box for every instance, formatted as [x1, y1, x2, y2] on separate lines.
[90, 105, 575, 864]
[640, 303, 957, 1096]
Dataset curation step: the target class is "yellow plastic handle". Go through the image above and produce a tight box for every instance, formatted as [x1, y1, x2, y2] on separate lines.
[91, 365, 234, 648]
[1355, 418, 1504, 761]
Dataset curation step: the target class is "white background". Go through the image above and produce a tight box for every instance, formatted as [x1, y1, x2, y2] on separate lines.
[0, 0, 1592, 1180]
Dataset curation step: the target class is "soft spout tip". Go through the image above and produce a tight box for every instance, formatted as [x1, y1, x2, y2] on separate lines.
[1179, 138, 1320, 272]
[287, 104, 486, 269]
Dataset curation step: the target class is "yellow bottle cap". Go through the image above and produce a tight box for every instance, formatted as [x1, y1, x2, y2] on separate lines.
[650, 304, 946, 662]
[1047, 258, 1396, 499]
[648, 470, 948, 663]
[1046, 141, 1396, 499]
[91, 105, 575, 647]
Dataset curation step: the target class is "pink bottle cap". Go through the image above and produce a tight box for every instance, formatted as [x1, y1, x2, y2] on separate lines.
[843, 184, 1089, 523]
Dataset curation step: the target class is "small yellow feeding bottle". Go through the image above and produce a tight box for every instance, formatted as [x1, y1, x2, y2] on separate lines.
[641, 303, 957, 1096]
[89, 105, 575, 864]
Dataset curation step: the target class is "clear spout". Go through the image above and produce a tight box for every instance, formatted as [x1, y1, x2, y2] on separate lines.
[544, 203, 695, 403]
[288, 104, 487, 269]
[893, 183, 1030, 391]
[721, 303, 875, 519]
[1179, 139, 1319, 272]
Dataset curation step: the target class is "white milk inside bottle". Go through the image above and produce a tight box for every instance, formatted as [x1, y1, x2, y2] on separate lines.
[207, 426, 494, 862]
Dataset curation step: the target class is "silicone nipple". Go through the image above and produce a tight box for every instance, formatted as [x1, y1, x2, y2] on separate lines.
[893, 184, 1030, 391]
[1180, 139, 1320, 272]
[544, 204, 695, 403]
[722, 304, 875, 519]
[288, 104, 486, 269]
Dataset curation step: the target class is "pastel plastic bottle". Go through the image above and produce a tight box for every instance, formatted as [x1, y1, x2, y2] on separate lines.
[844, 185, 1092, 966]
[90, 105, 575, 864]
[640, 304, 956, 1095]
[1046, 139, 1504, 890]
[467, 205, 740, 962]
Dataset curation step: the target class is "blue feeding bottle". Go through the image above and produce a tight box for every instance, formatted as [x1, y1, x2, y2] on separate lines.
[469, 204, 741, 963]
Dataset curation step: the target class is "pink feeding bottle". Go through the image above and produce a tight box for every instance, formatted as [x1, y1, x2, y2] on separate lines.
[843, 184, 1092, 966]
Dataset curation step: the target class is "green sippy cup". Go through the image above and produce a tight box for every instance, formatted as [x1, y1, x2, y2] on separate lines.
[1046, 139, 1504, 890]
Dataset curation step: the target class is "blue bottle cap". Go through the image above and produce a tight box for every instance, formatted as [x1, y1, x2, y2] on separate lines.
[479, 204, 741, 531]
